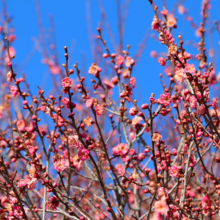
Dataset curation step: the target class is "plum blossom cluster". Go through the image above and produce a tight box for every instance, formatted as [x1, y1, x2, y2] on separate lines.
[0, 0, 220, 219]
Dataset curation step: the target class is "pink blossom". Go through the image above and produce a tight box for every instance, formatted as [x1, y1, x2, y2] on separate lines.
[11, 86, 19, 97]
[95, 104, 104, 116]
[129, 107, 138, 116]
[160, 9, 168, 16]
[7, 71, 13, 82]
[28, 145, 36, 156]
[169, 165, 179, 177]
[113, 143, 129, 157]
[154, 199, 169, 215]
[158, 57, 166, 66]
[88, 63, 101, 75]
[46, 196, 59, 211]
[17, 119, 25, 131]
[104, 80, 114, 89]
[190, 96, 197, 109]
[78, 147, 89, 161]
[54, 158, 67, 172]
[25, 121, 35, 132]
[115, 164, 125, 176]
[17, 179, 28, 188]
[151, 16, 160, 31]
[116, 55, 125, 65]
[158, 93, 172, 107]
[72, 155, 83, 171]
[157, 187, 168, 200]
[27, 177, 37, 190]
[62, 77, 71, 89]
[174, 68, 185, 83]
[5, 47, 15, 62]
[130, 77, 136, 88]
[167, 14, 176, 28]
[211, 97, 218, 110]
[68, 135, 79, 148]
[132, 116, 142, 125]
[111, 76, 119, 85]
[125, 57, 134, 67]
[50, 64, 61, 74]
[185, 63, 196, 74]
[86, 98, 93, 107]
[152, 133, 162, 142]
[62, 97, 70, 105]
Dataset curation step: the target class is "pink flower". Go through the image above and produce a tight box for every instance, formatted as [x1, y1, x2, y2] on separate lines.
[68, 135, 79, 148]
[185, 63, 196, 74]
[201, 195, 211, 216]
[132, 116, 142, 125]
[113, 143, 129, 157]
[72, 155, 83, 171]
[174, 68, 185, 83]
[25, 122, 35, 132]
[54, 158, 67, 172]
[104, 80, 114, 89]
[62, 77, 71, 89]
[154, 199, 169, 215]
[78, 147, 89, 161]
[88, 63, 101, 75]
[211, 98, 218, 110]
[151, 16, 160, 31]
[167, 14, 176, 28]
[17, 179, 28, 188]
[125, 57, 134, 67]
[116, 55, 125, 65]
[160, 9, 168, 16]
[28, 145, 36, 156]
[50, 64, 61, 74]
[158, 57, 166, 66]
[111, 76, 119, 85]
[5, 47, 15, 62]
[158, 93, 172, 107]
[169, 165, 179, 177]
[27, 177, 37, 190]
[130, 77, 136, 88]
[129, 107, 138, 116]
[17, 119, 25, 131]
[115, 164, 125, 176]
[86, 98, 93, 108]
[46, 196, 59, 211]
[152, 133, 162, 142]
[157, 187, 168, 200]
[95, 104, 104, 116]
[11, 86, 19, 97]
[17, 176, 37, 190]
[62, 97, 70, 105]
[7, 71, 13, 82]
[190, 96, 197, 109]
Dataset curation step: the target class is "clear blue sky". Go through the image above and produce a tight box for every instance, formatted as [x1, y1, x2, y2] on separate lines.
[3, 0, 220, 100]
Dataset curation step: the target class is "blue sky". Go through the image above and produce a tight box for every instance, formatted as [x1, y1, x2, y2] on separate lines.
[3, 0, 220, 100]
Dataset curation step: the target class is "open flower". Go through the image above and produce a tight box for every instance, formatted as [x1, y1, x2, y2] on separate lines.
[54, 157, 67, 172]
[62, 77, 71, 89]
[17, 119, 25, 131]
[46, 196, 59, 211]
[95, 104, 104, 116]
[88, 63, 101, 75]
[154, 199, 169, 215]
[11, 86, 19, 97]
[152, 133, 162, 142]
[116, 55, 125, 65]
[158, 93, 172, 106]
[169, 165, 179, 177]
